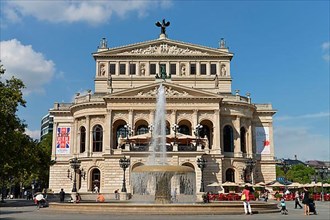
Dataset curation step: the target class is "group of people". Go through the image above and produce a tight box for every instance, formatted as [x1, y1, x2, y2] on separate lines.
[241, 186, 316, 216]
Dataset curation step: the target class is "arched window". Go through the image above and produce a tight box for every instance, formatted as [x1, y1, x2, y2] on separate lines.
[136, 125, 148, 135]
[80, 126, 86, 153]
[178, 125, 190, 135]
[91, 168, 101, 192]
[223, 125, 234, 152]
[226, 168, 235, 182]
[240, 127, 247, 153]
[92, 125, 103, 152]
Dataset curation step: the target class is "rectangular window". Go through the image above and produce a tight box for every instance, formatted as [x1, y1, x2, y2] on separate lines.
[109, 64, 116, 75]
[190, 63, 196, 75]
[130, 63, 136, 75]
[150, 64, 156, 75]
[119, 63, 126, 75]
[200, 64, 206, 75]
[211, 63, 217, 75]
[170, 64, 176, 75]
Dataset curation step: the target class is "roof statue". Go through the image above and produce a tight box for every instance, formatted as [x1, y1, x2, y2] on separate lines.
[155, 19, 170, 35]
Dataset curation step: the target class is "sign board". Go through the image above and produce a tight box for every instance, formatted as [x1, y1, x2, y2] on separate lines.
[255, 127, 270, 155]
[56, 127, 71, 154]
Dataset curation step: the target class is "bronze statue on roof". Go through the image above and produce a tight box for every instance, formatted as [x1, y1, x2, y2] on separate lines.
[155, 19, 170, 35]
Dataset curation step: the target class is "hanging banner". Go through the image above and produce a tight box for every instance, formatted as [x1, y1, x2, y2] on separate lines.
[256, 127, 270, 155]
[56, 127, 71, 154]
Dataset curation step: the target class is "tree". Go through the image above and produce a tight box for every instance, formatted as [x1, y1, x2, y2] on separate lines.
[276, 164, 316, 184]
[0, 63, 26, 195]
[0, 63, 52, 198]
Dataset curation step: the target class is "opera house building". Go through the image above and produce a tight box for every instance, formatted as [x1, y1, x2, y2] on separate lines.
[49, 24, 277, 199]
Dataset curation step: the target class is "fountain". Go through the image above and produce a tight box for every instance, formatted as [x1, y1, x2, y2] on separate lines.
[131, 84, 195, 204]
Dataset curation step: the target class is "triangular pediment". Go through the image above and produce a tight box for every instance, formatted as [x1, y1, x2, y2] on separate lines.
[94, 38, 233, 58]
[104, 82, 222, 100]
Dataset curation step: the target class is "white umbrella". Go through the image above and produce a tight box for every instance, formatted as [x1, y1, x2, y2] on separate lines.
[221, 181, 239, 187]
[268, 182, 285, 187]
[287, 182, 303, 188]
[36, 194, 44, 201]
[207, 182, 222, 187]
[255, 182, 266, 186]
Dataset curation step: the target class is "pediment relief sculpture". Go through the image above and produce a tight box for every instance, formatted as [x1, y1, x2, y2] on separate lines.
[136, 86, 190, 97]
[119, 43, 208, 55]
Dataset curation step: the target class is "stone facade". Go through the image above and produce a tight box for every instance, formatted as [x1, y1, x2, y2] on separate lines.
[49, 33, 276, 195]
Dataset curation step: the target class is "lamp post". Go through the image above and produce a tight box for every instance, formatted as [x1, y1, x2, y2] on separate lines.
[119, 156, 130, 192]
[245, 158, 256, 184]
[69, 157, 81, 192]
[197, 156, 207, 192]
[172, 124, 179, 145]
[317, 166, 328, 202]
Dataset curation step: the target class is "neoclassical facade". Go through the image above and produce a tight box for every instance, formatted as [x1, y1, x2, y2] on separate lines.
[49, 31, 276, 196]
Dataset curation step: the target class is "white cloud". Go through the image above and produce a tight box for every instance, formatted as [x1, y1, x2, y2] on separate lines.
[275, 112, 330, 121]
[25, 128, 40, 140]
[274, 125, 330, 162]
[3, 1, 172, 25]
[322, 41, 330, 62]
[0, 39, 55, 95]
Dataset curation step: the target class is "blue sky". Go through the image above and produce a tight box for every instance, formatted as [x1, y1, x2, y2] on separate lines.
[1, 0, 329, 162]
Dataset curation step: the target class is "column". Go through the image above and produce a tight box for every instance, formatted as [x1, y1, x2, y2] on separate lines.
[196, 62, 201, 76]
[115, 62, 120, 76]
[52, 122, 58, 160]
[74, 119, 78, 155]
[234, 116, 241, 156]
[206, 61, 211, 76]
[166, 61, 170, 76]
[176, 62, 180, 76]
[216, 62, 221, 76]
[136, 62, 140, 76]
[146, 61, 150, 76]
[247, 122, 253, 156]
[213, 109, 221, 154]
[126, 62, 129, 76]
[156, 63, 160, 76]
[128, 109, 134, 134]
[104, 110, 111, 153]
[193, 109, 198, 132]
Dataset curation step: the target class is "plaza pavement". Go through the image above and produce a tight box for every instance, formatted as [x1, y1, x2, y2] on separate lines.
[1, 199, 329, 220]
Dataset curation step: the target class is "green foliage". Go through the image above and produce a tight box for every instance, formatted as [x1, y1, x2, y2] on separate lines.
[276, 163, 316, 184]
[0, 63, 52, 192]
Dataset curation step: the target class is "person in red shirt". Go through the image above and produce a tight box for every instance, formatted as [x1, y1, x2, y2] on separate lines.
[242, 185, 252, 215]
[96, 193, 105, 203]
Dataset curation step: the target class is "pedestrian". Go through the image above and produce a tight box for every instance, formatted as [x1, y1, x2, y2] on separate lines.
[93, 185, 99, 194]
[96, 193, 105, 202]
[302, 188, 310, 215]
[241, 185, 252, 215]
[114, 189, 120, 200]
[59, 188, 65, 202]
[76, 193, 81, 203]
[294, 191, 302, 209]
[280, 197, 288, 215]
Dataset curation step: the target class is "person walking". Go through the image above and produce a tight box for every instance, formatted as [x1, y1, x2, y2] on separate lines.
[302, 188, 310, 215]
[241, 185, 252, 215]
[114, 189, 120, 200]
[294, 191, 302, 209]
[59, 188, 65, 202]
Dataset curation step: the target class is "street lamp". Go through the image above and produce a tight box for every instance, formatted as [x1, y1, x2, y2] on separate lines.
[194, 124, 203, 146]
[317, 166, 328, 202]
[119, 156, 130, 192]
[69, 157, 81, 192]
[197, 156, 207, 192]
[172, 124, 179, 145]
[281, 160, 290, 184]
[245, 158, 256, 184]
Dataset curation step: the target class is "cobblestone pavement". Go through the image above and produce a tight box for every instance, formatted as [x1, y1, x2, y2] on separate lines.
[1, 200, 329, 220]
